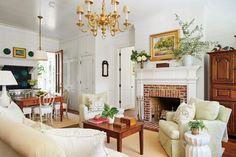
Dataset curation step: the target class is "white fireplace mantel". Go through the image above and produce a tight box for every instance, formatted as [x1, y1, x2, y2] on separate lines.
[135, 65, 201, 101]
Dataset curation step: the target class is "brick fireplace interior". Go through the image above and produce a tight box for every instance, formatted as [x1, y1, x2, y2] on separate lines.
[151, 97, 180, 122]
[144, 85, 187, 122]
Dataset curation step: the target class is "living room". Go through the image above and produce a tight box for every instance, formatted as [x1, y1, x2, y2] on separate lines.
[0, 0, 236, 157]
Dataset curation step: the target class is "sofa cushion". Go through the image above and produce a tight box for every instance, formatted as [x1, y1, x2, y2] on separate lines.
[173, 102, 195, 124]
[0, 101, 25, 123]
[0, 115, 66, 157]
[84, 93, 107, 111]
[190, 97, 220, 120]
[159, 120, 179, 140]
[42, 128, 108, 157]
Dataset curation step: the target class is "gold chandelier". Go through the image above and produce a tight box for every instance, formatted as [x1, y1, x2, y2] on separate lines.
[76, 0, 130, 38]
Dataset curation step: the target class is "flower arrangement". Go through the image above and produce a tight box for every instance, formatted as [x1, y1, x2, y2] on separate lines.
[130, 50, 151, 69]
[173, 14, 215, 62]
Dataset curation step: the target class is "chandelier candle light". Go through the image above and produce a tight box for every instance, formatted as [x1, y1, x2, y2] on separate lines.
[76, 0, 130, 38]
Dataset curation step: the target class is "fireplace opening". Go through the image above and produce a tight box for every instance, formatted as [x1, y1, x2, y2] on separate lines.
[150, 97, 180, 122]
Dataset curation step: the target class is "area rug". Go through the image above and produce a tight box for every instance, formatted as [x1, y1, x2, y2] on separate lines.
[143, 121, 159, 132]
[44, 112, 80, 128]
[105, 130, 167, 157]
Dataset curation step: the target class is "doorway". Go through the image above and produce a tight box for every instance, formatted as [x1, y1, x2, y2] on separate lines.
[118, 47, 135, 110]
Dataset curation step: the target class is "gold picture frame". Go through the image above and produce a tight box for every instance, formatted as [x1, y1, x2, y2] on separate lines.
[13, 47, 26, 58]
[150, 29, 180, 61]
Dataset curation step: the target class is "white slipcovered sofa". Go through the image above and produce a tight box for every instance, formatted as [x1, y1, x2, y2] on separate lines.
[0, 102, 129, 157]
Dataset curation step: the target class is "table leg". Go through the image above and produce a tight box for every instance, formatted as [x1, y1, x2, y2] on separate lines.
[60, 99, 63, 121]
[107, 135, 110, 143]
[117, 136, 122, 152]
[139, 129, 144, 155]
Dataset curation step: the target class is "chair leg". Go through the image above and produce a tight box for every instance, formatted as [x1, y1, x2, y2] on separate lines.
[66, 108, 68, 118]
[40, 113, 43, 123]
[50, 113, 53, 125]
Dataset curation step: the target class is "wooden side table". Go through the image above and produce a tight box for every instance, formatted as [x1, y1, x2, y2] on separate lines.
[184, 131, 211, 157]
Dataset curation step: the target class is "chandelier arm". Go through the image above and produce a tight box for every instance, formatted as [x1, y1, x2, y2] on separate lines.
[117, 21, 125, 32]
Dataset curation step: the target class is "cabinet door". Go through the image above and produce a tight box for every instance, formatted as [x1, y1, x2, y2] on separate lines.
[220, 102, 235, 134]
[212, 53, 235, 84]
[80, 55, 94, 94]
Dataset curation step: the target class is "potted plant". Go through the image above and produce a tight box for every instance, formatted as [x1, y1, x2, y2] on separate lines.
[101, 104, 119, 124]
[173, 14, 215, 66]
[27, 79, 38, 88]
[130, 50, 151, 69]
[188, 120, 206, 135]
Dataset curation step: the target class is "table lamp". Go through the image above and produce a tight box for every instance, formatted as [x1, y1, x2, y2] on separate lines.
[0, 71, 18, 107]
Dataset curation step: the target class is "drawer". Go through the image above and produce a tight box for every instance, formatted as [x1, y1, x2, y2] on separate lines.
[212, 87, 236, 101]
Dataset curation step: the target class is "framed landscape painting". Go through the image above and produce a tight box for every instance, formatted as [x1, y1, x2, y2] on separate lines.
[150, 29, 179, 61]
[13, 47, 26, 58]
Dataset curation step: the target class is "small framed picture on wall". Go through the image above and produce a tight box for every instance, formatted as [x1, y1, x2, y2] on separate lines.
[13, 47, 26, 58]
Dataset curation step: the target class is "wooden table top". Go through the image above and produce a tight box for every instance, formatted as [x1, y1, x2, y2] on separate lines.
[83, 118, 144, 133]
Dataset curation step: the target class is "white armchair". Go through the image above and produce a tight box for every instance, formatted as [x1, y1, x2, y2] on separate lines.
[79, 93, 124, 127]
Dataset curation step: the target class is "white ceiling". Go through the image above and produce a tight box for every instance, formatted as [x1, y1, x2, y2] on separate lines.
[0, 0, 234, 40]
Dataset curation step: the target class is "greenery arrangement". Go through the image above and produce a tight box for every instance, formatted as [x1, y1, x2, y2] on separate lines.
[173, 14, 215, 60]
[131, 50, 151, 63]
[188, 120, 206, 135]
[37, 63, 45, 76]
[101, 104, 119, 119]
[27, 79, 38, 87]
[131, 50, 151, 68]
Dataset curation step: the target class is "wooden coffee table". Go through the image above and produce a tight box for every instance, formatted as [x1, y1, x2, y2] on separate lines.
[83, 119, 144, 155]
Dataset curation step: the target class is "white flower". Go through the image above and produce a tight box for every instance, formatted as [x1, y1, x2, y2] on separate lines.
[137, 56, 142, 62]
[142, 55, 147, 61]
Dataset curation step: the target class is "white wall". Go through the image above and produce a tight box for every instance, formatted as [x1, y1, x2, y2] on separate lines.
[0, 24, 59, 80]
[134, 2, 236, 99]
[94, 29, 135, 106]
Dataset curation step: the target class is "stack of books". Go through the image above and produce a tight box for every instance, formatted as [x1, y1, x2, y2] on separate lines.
[88, 117, 109, 124]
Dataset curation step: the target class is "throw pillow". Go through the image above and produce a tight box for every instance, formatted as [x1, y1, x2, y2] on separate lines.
[195, 100, 220, 120]
[173, 102, 195, 124]
[87, 94, 105, 112]
[42, 128, 108, 157]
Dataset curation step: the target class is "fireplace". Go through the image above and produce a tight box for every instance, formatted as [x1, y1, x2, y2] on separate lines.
[150, 97, 180, 122]
[144, 85, 187, 122]
[136, 66, 200, 131]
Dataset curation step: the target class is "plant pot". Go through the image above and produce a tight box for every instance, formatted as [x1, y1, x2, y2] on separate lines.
[108, 117, 115, 124]
[191, 128, 200, 135]
[183, 55, 194, 66]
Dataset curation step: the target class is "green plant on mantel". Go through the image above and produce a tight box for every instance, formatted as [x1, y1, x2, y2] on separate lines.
[130, 50, 151, 69]
[173, 14, 216, 60]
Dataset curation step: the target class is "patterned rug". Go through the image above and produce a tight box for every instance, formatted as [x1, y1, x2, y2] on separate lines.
[144, 121, 159, 132]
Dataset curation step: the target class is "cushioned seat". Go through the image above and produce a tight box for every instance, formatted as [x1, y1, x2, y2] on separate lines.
[159, 120, 179, 140]
[159, 97, 232, 157]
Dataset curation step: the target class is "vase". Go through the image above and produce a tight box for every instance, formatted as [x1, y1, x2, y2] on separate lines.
[140, 62, 144, 69]
[108, 117, 115, 124]
[191, 128, 199, 135]
[183, 55, 193, 66]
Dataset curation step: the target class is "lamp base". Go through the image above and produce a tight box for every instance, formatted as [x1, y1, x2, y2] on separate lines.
[0, 85, 11, 107]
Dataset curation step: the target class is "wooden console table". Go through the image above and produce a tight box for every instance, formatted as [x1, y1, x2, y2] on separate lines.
[14, 96, 64, 121]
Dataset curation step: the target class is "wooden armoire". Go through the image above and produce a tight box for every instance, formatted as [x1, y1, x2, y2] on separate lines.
[208, 50, 236, 136]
